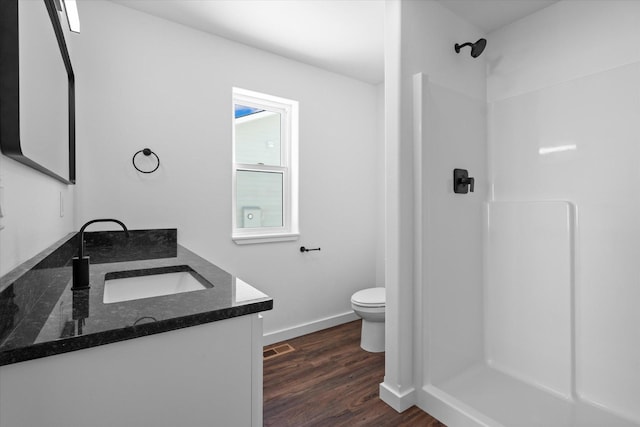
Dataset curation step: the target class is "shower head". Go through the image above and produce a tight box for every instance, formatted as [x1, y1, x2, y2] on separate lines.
[455, 38, 487, 58]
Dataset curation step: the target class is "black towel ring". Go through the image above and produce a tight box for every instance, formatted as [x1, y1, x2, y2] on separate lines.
[132, 148, 160, 174]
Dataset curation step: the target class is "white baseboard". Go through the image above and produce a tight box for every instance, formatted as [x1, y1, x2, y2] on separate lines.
[263, 311, 359, 346]
[379, 381, 416, 412]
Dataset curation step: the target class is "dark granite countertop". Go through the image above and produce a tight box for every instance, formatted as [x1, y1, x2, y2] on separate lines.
[0, 229, 272, 366]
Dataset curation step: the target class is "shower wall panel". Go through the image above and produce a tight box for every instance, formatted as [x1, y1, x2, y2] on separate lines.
[489, 62, 640, 422]
[485, 201, 573, 398]
[422, 81, 486, 385]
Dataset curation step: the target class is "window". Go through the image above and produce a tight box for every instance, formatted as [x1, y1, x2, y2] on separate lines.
[232, 88, 299, 244]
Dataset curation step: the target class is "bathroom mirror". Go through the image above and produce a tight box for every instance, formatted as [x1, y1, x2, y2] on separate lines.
[0, 0, 76, 184]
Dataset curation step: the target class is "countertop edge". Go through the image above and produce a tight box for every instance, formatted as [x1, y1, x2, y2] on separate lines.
[0, 299, 273, 366]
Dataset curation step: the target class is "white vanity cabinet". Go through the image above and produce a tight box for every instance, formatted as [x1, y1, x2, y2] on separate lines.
[0, 314, 264, 427]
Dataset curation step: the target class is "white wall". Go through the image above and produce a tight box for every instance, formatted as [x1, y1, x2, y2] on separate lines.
[375, 83, 385, 288]
[487, 1, 640, 422]
[70, 0, 381, 340]
[487, 0, 640, 103]
[0, 157, 75, 277]
[382, 0, 486, 412]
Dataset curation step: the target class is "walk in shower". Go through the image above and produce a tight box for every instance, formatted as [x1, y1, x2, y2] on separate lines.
[420, 60, 640, 425]
[391, 2, 640, 426]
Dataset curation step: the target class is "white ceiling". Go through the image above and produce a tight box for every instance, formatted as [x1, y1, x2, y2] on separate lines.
[438, 0, 558, 33]
[111, 0, 385, 84]
[111, 0, 559, 85]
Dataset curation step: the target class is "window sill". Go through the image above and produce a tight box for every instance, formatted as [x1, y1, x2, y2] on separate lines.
[232, 232, 299, 245]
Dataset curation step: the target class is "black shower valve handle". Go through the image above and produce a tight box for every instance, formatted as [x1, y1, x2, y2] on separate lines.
[453, 168, 475, 194]
[461, 176, 475, 192]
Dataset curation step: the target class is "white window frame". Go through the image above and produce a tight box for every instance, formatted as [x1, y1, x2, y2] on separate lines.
[232, 87, 299, 244]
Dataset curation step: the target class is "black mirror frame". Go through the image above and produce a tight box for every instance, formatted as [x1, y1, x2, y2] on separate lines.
[0, 0, 76, 184]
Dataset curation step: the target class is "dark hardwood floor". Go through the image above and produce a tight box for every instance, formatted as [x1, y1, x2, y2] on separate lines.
[263, 320, 446, 426]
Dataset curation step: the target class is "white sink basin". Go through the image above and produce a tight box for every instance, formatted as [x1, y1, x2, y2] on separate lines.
[103, 267, 211, 303]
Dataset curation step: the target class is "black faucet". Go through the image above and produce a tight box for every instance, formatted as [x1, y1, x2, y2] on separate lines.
[72, 219, 129, 290]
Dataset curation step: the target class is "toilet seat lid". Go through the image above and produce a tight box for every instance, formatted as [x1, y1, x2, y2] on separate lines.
[351, 287, 385, 307]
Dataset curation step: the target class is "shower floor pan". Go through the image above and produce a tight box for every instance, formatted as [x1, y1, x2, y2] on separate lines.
[425, 364, 638, 427]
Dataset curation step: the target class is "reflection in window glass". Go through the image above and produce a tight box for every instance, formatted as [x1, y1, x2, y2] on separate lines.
[234, 105, 281, 166]
[236, 170, 283, 228]
[234, 104, 263, 119]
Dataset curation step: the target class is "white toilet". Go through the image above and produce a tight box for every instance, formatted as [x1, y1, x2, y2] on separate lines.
[351, 287, 385, 353]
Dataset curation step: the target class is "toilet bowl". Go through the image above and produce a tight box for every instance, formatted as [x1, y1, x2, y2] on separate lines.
[351, 287, 385, 353]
